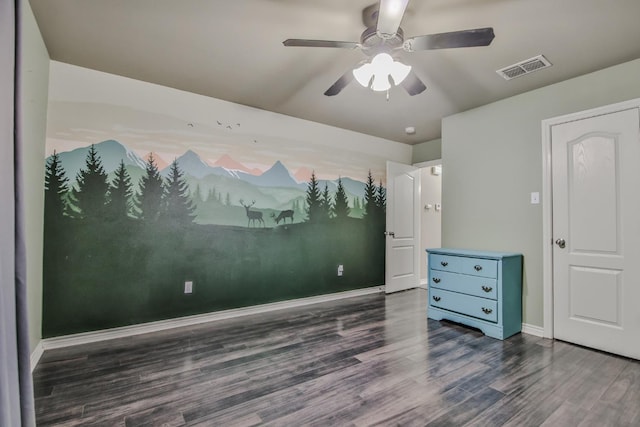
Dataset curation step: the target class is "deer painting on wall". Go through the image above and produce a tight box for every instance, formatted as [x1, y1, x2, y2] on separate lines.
[239, 199, 265, 228]
[271, 210, 294, 225]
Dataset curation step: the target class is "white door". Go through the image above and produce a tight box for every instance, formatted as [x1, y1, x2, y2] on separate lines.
[552, 107, 640, 359]
[385, 161, 421, 294]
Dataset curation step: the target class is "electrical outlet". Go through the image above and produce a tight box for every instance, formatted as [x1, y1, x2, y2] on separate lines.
[337, 264, 344, 276]
[184, 281, 193, 294]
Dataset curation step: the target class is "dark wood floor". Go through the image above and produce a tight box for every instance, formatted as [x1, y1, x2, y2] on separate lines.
[33, 289, 640, 426]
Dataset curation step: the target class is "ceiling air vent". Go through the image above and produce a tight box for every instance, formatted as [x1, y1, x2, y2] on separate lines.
[497, 55, 552, 80]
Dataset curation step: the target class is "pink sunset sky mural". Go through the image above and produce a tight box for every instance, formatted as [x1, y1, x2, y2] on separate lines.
[43, 63, 401, 186]
[45, 99, 386, 184]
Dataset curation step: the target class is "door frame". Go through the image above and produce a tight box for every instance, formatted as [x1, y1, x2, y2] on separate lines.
[413, 159, 442, 288]
[541, 97, 640, 339]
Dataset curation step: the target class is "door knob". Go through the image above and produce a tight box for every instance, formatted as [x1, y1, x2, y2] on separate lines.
[555, 238, 566, 249]
[384, 231, 395, 237]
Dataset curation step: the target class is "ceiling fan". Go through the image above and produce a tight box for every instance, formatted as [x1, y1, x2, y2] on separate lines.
[283, 0, 495, 96]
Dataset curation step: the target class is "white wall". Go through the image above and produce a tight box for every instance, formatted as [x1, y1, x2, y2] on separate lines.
[441, 58, 640, 328]
[20, 0, 49, 353]
[412, 138, 441, 164]
[418, 164, 441, 283]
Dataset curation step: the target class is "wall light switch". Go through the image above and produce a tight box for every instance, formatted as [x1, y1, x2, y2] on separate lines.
[530, 192, 540, 204]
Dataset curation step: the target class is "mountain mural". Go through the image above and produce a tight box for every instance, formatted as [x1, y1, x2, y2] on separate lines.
[54, 139, 146, 181]
[340, 177, 368, 198]
[213, 154, 261, 176]
[167, 149, 215, 179]
[236, 160, 305, 189]
[48, 139, 372, 226]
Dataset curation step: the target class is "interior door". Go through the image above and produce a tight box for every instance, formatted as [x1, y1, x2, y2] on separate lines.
[385, 161, 420, 294]
[552, 107, 640, 359]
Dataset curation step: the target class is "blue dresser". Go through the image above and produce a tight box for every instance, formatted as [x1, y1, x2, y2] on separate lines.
[426, 248, 523, 340]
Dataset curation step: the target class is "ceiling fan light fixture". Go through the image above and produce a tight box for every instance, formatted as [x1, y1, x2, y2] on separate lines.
[388, 60, 411, 85]
[353, 62, 374, 87]
[371, 75, 392, 91]
[352, 53, 411, 91]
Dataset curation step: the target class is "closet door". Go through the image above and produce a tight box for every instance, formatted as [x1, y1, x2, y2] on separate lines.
[552, 107, 640, 359]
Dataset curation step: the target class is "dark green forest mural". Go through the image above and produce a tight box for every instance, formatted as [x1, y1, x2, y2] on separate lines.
[43, 140, 386, 337]
[42, 63, 403, 337]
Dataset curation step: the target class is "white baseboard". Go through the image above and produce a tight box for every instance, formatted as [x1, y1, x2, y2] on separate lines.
[40, 286, 383, 352]
[521, 323, 545, 337]
[30, 340, 44, 372]
[419, 278, 428, 290]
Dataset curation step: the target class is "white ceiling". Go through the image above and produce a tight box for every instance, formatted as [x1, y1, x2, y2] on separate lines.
[29, 0, 640, 145]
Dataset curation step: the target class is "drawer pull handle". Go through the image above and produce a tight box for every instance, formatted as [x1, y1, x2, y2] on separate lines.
[432, 296, 441, 302]
[440, 261, 448, 267]
[482, 307, 493, 314]
[474, 265, 483, 271]
[481, 286, 493, 293]
[433, 278, 441, 284]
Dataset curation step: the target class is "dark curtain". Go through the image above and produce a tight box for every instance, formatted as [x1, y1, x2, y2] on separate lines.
[1, 0, 36, 425]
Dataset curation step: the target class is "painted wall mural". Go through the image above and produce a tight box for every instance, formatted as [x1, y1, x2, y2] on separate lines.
[42, 64, 398, 337]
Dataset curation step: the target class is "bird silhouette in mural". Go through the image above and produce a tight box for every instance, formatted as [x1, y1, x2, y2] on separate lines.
[240, 199, 265, 228]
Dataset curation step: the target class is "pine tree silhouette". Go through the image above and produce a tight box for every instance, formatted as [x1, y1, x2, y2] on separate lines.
[362, 170, 377, 222]
[137, 153, 165, 222]
[375, 179, 387, 224]
[333, 177, 351, 219]
[164, 160, 196, 224]
[305, 171, 322, 223]
[207, 187, 215, 203]
[106, 160, 134, 220]
[44, 150, 69, 220]
[72, 144, 109, 220]
[193, 183, 204, 204]
[320, 182, 332, 221]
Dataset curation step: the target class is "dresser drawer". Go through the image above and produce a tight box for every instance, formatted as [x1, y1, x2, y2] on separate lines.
[430, 271, 497, 300]
[457, 257, 498, 278]
[430, 289, 498, 323]
[430, 254, 460, 272]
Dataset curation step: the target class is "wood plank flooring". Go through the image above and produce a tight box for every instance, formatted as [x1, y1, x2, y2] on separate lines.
[33, 289, 640, 426]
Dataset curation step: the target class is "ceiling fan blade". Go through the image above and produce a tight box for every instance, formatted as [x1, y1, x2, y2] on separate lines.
[324, 70, 354, 96]
[376, 0, 410, 37]
[283, 39, 359, 49]
[405, 27, 495, 51]
[400, 70, 426, 96]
